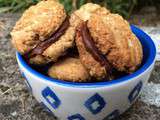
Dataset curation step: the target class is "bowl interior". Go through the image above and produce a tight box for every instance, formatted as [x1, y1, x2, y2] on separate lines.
[16, 25, 156, 87]
[134, 26, 152, 67]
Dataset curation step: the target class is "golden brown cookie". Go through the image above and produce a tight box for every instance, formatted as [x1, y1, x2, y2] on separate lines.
[11, 0, 66, 54]
[67, 3, 110, 37]
[75, 13, 143, 80]
[76, 20, 114, 80]
[101, 14, 143, 73]
[29, 13, 78, 64]
[11, 0, 76, 65]
[48, 57, 90, 82]
[74, 3, 110, 21]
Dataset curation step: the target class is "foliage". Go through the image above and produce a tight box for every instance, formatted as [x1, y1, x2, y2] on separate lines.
[59, 0, 138, 18]
[0, 0, 159, 18]
[0, 0, 40, 13]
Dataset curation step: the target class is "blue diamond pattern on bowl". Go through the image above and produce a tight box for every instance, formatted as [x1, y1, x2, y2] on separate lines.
[84, 93, 106, 114]
[103, 109, 120, 120]
[68, 114, 85, 120]
[42, 87, 61, 109]
[40, 102, 52, 114]
[128, 81, 143, 103]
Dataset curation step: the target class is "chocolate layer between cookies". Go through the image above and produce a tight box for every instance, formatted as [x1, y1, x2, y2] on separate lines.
[11, 0, 77, 65]
[27, 17, 70, 58]
[11, 1, 143, 83]
[75, 5, 143, 81]
[77, 21, 113, 80]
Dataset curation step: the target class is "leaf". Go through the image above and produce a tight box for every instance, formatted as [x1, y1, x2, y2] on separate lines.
[63, 0, 72, 13]
[59, 0, 65, 4]
[133, 0, 137, 4]
[32, 0, 39, 3]
[119, 10, 129, 18]
[76, 0, 86, 9]
[91, 0, 104, 3]
[12, 2, 26, 12]
[0, 7, 12, 13]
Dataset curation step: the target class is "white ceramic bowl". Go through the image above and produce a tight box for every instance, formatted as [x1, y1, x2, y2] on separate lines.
[16, 25, 156, 120]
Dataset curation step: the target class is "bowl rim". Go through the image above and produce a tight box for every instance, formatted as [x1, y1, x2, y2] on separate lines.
[16, 25, 156, 88]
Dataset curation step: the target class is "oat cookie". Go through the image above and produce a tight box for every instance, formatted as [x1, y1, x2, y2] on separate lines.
[11, 0, 77, 65]
[48, 57, 90, 82]
[75, 13, 143, 80]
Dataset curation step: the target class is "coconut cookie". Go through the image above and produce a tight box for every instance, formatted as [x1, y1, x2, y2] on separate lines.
[11, 0, 75, 65]
[74, 3, 110, 21]
[48, 57, 90, 82]
[75, 13, 143, 80]
[68, 3, 111, 39]
[101, 14, 143, 73]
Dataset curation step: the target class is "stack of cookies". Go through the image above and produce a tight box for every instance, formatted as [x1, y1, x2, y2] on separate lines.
[11, 0, 143, 82]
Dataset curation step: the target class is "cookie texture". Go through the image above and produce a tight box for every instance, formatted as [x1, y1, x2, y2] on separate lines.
[76, 19, 114, 80]
[11, 1, 143, 81]
[48, 58, 90, 82]
[11, 0, 66, 54]
[100, 14, 143, 72]
[76, 13, 143, 80]
[29, 12, 82, 65]
[74, 3, 110, 21]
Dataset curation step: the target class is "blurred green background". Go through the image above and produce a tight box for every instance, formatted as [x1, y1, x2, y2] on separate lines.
[0, 0, 160, 18]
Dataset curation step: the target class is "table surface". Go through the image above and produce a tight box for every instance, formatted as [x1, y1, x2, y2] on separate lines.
[0, 13, 160, 120]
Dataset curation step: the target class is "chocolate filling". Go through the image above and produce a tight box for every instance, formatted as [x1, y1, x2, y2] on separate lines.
[79, 21, 113, 79]
[28, 16, 70, 58]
